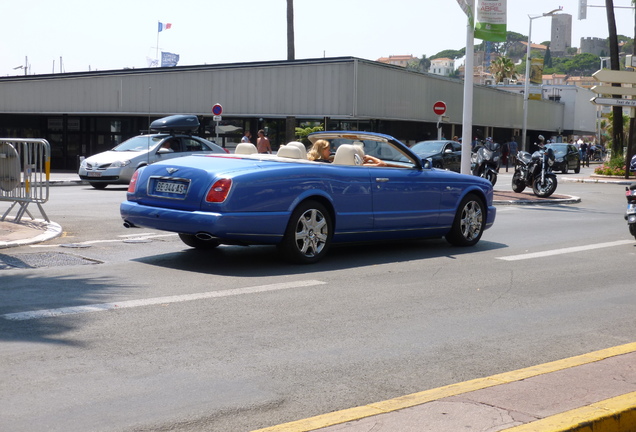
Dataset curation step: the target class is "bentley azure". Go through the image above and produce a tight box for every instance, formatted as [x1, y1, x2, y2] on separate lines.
[120, 131, 496, 263]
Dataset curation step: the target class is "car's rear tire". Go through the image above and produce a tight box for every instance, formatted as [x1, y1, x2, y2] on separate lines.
[278, 200, 332, 264]
[445, 193, 485, 247]
[178, 233, 220, 249]
[89, 182, 108, 189]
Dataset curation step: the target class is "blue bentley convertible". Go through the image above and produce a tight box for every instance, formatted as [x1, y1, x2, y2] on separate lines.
[120, 131, 496, 263]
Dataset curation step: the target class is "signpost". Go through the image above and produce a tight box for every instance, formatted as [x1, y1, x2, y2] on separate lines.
[591, 97, 636, 107]
[433, 101, 447, 139]
[592, 69, 636, 85]
[591, 68, 636, 179]
[212, 104, 223, 146]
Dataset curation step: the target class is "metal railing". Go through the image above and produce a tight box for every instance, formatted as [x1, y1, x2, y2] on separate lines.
[0, 138, 51, 222]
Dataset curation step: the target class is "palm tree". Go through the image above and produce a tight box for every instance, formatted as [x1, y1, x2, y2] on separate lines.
[286, 0, 296, 142]
[490, 56, 517, 83]
[605, 0, 624, 159]
[287, 0, 295, 60]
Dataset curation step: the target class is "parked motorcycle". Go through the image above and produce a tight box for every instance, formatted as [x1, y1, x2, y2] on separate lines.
[626, 183, 636, 239]
[471, 139, 500, 186]
[511, 147, 558, 197]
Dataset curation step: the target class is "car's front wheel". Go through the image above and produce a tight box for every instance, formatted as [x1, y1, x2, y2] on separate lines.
[279, 200, 332, 264]
[178, 233, 220, 249]
[445, 193, 485, 247]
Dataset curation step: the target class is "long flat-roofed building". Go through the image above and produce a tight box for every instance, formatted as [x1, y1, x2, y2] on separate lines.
[0, 57, 573, 169]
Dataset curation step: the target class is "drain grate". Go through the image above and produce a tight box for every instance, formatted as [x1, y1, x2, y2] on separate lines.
[0, 252, 102, 270]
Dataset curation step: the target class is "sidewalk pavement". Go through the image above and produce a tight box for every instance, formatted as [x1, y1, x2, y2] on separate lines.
[254, 343, 636, 432]
[2, 172, 636, 432]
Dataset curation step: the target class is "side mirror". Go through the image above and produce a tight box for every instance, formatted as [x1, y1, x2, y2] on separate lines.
[422, 158, 432, 169]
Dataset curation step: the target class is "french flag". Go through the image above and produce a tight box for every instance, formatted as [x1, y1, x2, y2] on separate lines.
[158, 22, 172, 32]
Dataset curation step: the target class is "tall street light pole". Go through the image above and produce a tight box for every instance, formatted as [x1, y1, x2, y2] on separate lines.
[521, 7, 563, 152]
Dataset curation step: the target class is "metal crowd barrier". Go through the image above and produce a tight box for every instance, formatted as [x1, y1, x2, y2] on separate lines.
[0, 138, 51, 223]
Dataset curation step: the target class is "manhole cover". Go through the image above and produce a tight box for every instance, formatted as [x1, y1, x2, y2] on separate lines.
[0, 252, 102, 270]
[60, 243, 92, 249]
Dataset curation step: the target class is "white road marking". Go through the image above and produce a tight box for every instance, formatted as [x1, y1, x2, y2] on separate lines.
[497, 240, 634, 261]
[30, 233, 177, 247]
[3, 280, 326, 321]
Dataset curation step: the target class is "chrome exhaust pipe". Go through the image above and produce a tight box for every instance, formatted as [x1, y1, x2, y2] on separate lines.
[123, 220, 137, 228]
[195, 232, 214, 241]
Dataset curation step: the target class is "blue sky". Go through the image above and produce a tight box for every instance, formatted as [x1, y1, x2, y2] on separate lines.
[1, 0, 634, 76]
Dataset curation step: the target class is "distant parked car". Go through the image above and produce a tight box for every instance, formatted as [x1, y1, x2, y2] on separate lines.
[545, 143, 580, 174]
[410, 140, 462, 172]
[78, 115, 228, 189]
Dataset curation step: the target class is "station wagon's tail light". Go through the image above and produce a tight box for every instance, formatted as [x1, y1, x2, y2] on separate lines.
[128, 170, 141, 193]
[206, 178, 232, 202]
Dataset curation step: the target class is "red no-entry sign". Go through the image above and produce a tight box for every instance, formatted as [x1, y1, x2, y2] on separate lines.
[433, 101, 447, 116]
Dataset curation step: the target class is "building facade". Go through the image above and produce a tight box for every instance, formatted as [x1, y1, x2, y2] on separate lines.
[0, 57, 574, 169]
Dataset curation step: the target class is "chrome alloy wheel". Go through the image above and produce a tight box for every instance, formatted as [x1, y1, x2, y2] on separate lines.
[459, 199, 483, 242]
[294, 208, 329, 258]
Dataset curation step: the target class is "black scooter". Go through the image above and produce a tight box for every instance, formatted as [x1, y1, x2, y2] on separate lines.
[512, 147, 557, 198]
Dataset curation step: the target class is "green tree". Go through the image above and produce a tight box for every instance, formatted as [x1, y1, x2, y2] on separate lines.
[431, 49, 465, 60]
[605, 0, 624, 157]
[544, 47, 553, 68]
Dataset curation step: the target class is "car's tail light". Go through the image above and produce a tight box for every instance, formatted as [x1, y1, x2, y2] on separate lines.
[128, 169, 141, 193]
[206, 178, 232, 202]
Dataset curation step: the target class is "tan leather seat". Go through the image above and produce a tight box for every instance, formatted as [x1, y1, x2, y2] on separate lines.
[286, 141, 307, 159]
[235, 143, 257, 155]
[276, 145, 303, 159]
[333, 144, 362, 165]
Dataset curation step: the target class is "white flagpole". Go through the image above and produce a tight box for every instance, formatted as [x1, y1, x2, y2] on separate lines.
[460, 0, 475, 175]
[156, 23, 160, 66]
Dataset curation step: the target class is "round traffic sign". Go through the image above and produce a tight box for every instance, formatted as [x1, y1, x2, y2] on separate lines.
[212, 103, 223, 116]
[433, 101, 447, 116]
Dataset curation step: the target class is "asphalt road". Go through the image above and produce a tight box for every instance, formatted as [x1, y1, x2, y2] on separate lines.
[0, 172, 634, 432]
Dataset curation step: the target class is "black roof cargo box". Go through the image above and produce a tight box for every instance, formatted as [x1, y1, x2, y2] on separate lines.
[150, 115, 200, 133]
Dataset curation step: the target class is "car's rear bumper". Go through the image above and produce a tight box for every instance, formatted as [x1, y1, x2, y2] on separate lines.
[120, 201, 287, 244]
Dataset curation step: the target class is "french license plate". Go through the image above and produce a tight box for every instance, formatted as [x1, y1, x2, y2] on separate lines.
[87, 172, 102, 177]
[155, 181, 187, 195]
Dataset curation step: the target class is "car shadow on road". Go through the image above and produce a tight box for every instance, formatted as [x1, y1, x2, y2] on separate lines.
[132, 238, 508, 277]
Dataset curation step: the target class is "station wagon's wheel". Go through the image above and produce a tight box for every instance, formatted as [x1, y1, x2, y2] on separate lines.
[178, 233, 220, 249]
[445, 193, 485, 247]
[279, 200, 332, 264]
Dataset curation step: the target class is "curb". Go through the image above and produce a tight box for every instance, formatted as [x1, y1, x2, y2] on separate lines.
[0, 219, 63, 249]
[561, 176, 635, 185]
[494, 194, 581, 206]
[252, 343, 636, 432]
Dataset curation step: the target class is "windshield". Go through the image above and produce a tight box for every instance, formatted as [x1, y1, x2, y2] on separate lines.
[411, 141, 445, 154]
[113, 135, 164, 152]
[546, 145, 567, 156]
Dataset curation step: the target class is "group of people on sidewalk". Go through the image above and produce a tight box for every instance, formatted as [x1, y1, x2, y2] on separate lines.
[241, 130, 272, 154]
